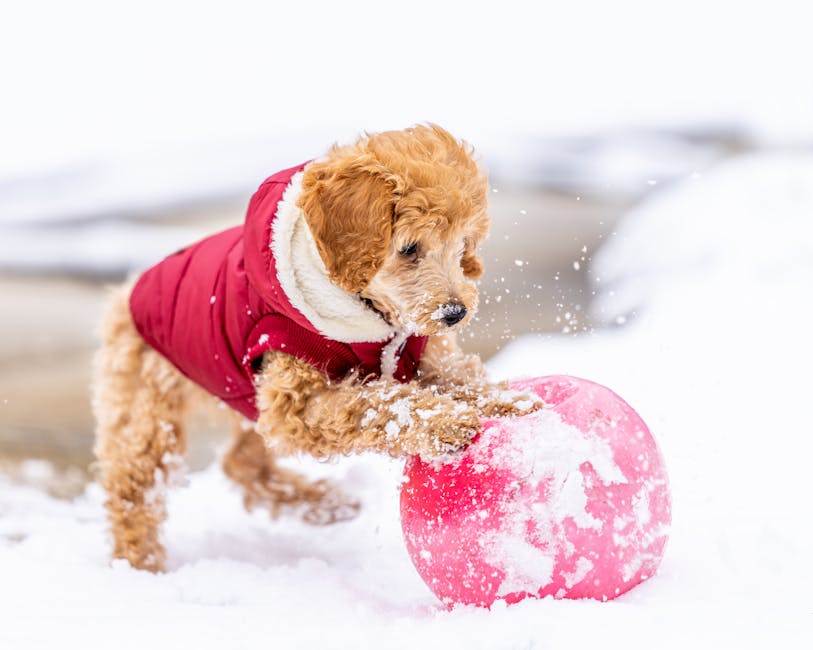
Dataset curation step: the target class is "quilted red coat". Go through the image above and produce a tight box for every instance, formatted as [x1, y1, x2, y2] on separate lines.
[130, 162, 426, 420]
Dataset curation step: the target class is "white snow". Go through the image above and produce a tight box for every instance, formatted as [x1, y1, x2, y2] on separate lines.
[483, 530, 556, 597]
[389, 399, 413, 428]
[3, 153, 813, 647]
[384, 420, 401, 440]
[563, 557, 595, 589]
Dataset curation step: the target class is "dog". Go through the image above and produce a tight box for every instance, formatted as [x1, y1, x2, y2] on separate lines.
[92, 124, 540, 572]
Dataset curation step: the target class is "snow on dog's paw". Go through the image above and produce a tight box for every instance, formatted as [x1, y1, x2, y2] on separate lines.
[476, 386, 544, 418]
[418, 404, 481, 459]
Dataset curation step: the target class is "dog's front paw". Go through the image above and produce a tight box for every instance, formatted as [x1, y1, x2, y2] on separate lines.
[368, 390, 481, 459]
[476, 384, 544, 419]
[411, 402, 481, 458]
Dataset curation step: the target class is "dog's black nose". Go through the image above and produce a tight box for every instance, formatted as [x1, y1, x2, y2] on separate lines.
[441, 303, 467, 326]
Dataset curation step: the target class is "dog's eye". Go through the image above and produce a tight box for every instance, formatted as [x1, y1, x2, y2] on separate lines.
[399, 242, 418, 257]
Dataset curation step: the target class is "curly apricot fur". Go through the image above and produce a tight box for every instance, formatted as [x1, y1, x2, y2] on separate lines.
[92, 125, 540, 572]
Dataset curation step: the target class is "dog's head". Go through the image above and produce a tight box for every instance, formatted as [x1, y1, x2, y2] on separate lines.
[298, 124, 489, 336]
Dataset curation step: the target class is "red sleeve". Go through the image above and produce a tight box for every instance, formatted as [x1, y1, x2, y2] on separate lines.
[243, 314, 359, 381]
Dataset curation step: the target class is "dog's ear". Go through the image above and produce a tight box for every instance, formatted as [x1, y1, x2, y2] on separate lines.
[299, 157, 397, 293]
[461, 213, 489, 279]
[461, 244, 484, 279]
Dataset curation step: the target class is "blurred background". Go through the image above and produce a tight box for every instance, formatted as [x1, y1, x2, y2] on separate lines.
[1, 0, 810, 494]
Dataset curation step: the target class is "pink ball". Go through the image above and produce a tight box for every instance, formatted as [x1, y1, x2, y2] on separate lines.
[400, 375, 671, 607]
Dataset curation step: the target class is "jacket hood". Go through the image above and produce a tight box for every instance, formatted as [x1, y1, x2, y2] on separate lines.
[243, 163, 396, 344]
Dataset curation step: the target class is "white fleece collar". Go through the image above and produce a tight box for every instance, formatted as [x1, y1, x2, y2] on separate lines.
[271, 172, 397, 345]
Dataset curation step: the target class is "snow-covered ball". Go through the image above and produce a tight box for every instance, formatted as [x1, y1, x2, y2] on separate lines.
[400, 375, 671, 607]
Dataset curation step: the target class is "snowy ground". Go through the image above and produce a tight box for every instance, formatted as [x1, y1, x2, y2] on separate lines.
[2, 153, 812, 648]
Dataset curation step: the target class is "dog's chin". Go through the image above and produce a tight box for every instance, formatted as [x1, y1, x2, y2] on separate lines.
[390, 309, 475, 337]
[360, 293, 476, 336]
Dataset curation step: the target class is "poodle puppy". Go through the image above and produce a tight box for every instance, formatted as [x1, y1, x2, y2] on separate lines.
[92, 124, 539, 572]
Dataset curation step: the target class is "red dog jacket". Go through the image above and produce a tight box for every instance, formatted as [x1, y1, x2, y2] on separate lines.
[130, 162, 426, 420]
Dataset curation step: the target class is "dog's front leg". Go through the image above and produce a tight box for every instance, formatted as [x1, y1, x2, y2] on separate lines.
[254, 351, 480, 459]
[417, 333, 543, 418]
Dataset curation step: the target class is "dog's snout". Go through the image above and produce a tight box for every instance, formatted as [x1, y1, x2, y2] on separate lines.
[441, 303, 467, 326]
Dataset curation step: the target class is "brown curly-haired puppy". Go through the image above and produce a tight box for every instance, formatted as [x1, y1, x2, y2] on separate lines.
[92, 124, 539, 572]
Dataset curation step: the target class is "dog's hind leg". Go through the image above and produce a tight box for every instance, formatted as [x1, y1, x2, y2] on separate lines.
[222, 423, 359, 525]
[92, 286, 189, 572]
